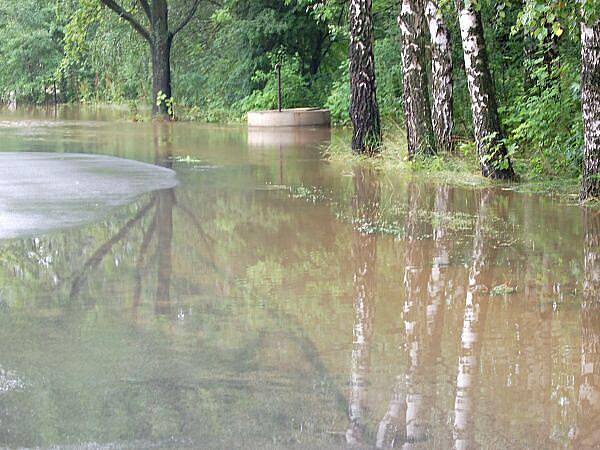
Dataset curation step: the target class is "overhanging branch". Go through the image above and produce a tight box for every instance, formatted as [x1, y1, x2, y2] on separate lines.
[137, 0, 152, 22]
[99, 0, 152, 43]
[172, 0, 201, 36]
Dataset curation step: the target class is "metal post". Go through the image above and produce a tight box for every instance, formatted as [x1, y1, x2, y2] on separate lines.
[275, 63, 282, 112]
[53, 80, 58, 116]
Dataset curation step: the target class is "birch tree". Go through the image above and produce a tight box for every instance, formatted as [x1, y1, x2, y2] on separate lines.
[399, 0, 435, 157]
[426, 1, 454, 153]
[580, 13, 600, 200]
[349, 0, 382, 154]
[456, 0, 516, 179]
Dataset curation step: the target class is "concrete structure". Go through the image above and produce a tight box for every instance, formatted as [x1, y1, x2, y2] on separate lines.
[247, 126, 331, 148]
[248, 108, 330, 127]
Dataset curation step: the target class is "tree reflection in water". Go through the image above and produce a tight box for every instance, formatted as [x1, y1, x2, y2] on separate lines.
[376, 183, 450, 450]
[571, 208, 600, 448]
[346, 166, 380, 445]
[69, 123, 215, 321]
[453, 189, 493, 450]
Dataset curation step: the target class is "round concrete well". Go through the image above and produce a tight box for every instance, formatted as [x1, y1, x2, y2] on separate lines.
[247, 108, 330, 127]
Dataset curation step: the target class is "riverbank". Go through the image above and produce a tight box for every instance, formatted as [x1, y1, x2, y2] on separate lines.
[324, 123, 584, 205]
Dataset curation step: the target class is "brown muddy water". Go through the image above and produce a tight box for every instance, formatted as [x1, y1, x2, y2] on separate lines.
[0, 106, 598, 449]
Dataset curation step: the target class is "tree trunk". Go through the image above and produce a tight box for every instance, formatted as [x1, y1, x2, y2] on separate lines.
[456, 1, 516, 180]
[349, 0, 381, 155]
[425, 1, 453, 153]
[580, 20, 600, 201]
[151, 0, 173, 119]
[399, 0, 435, 157]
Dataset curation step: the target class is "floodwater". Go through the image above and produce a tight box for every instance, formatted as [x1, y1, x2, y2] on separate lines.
[0, 106, 598, 449]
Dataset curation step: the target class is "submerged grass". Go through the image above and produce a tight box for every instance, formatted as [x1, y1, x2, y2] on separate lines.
[323, 122, 583, 201]
[324, 123, 484, 188]
[288, 183, 508, 241]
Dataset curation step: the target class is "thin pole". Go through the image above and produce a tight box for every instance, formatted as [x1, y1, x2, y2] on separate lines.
[276, 63, 282, 112]
[53, 80, 58, 116]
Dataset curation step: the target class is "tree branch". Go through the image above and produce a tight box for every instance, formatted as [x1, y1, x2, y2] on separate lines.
[69, 198, 156, 301]
[172, 0, 201, 36]
[99, 0, 152, 43]
[137, 0, 152, 22]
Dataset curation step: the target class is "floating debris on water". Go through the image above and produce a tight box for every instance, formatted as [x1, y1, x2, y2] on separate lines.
[0, 366, 25, 394]
[490, 283, 518, 296]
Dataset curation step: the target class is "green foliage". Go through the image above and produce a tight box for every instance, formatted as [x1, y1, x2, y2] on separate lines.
[0, 0, 64, 102]
[325, 62, 350, 126]
[233, 52, 316, 114]
[503, 61, 583, 179]
[156, 91, 175, 118]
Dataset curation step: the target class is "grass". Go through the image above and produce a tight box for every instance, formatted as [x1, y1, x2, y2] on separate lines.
[324, 123, 486, 188]
[323, 122, 584, 202]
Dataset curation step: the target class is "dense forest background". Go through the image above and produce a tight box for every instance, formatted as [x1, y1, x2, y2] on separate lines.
[0, 0, 591, 180]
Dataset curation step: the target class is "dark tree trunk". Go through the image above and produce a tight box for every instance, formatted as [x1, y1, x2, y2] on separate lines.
[151, 37, 173, 118]
[456, 1, 516, 180]
[399, 0, 435, 157]
[349, 0, 382, 155]
[580, 20, 600, 201]
[426, 1, 454, 153]
[151, 0, 173, 118]
[98, 0, 200, 120]
[309, 30, 326, 76]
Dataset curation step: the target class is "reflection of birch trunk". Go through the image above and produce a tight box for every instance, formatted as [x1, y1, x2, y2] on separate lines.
[346, 168, 379, 445]
[428, 185, 450, 345]
[376, 376, 406, 448]
[514, 252, 552, 438]
[404, 185, 448, 449]
[376, 183, 424, 449]
[572, 209, 600, 448]
[453, 190, 491, 450]
[377, 184, 449, 449]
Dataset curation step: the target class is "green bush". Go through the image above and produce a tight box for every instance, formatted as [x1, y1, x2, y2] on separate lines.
[234, 51, 316, 114]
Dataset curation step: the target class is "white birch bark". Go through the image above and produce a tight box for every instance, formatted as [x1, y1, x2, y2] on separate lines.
[580, 19, 600, 200]
[456, 1, 515, 179]
[426, 1, 454, 153]
[399, 0, 435, 157]
[349, 0, 381, 154]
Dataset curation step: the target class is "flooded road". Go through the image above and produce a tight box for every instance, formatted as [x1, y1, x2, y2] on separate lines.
[0, 107, 598, 449]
